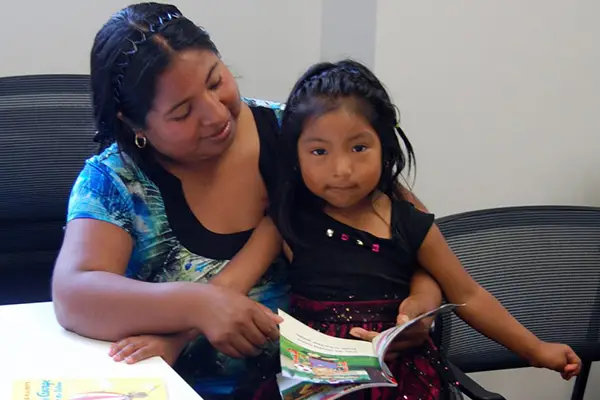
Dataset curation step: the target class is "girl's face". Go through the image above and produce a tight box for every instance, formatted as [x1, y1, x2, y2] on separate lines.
[297, 107, 382, 210]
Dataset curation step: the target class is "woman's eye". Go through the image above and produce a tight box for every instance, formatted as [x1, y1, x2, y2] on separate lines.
[171, 103, 192, 121]
[172, 107, 191, 121]
[208, 77, 223, 90]
[311, 148, 327, 156]
[353, 144, 368, 152]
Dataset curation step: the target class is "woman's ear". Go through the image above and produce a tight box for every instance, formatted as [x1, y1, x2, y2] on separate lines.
[117, 112, 141, 133]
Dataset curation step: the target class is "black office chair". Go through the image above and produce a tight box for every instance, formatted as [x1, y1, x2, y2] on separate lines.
[0, 74, 98, 305]
[434, 206, 600, 400]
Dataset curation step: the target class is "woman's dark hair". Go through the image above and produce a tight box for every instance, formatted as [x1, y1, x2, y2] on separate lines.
[276, 59, 416, 245]
[91, 2, 219, 164]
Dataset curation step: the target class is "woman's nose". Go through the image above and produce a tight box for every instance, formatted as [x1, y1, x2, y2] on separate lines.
[196, 93, 228, 126]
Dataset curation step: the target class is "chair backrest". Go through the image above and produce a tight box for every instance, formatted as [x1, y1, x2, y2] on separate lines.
[436, 206, 600, 373]
[0, 75, 97, 300]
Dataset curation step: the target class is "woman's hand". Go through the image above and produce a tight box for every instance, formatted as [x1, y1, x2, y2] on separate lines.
[194, 285, 282, 358]
[349, 294, 435, 362]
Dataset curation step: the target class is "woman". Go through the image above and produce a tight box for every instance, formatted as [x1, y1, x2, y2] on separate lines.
[51, 3, 441, 399]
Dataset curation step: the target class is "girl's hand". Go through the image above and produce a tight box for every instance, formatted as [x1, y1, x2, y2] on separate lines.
[109, 332, 191, 366]
[529, 342, 581, 380]
[349, 295, 434, 362]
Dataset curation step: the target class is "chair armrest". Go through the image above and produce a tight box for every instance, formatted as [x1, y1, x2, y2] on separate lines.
[448, 361, 506, 400]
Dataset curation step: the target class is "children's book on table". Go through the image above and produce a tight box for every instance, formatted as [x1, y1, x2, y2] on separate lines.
[276, 303, 461, 400]
[12, 377, 168, 400]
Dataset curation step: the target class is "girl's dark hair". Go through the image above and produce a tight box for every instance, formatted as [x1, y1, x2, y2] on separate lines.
[91, 2, 219, 164]
[276, 59, 416, 245]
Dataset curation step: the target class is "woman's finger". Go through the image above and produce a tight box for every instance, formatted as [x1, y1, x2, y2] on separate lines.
[218, 343, 244, 359]
[252, 307, 280, 342]
[230, 333, 261, 358]
[256, 303, 283, 324]
[242, 319, 270, 348]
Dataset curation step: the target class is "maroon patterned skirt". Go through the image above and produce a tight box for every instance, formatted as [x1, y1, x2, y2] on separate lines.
[252, 295, 453, 400]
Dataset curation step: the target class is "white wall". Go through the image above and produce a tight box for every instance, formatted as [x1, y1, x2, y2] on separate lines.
[0, 0, 322, 101]
[197, 0, 322, 101]
[320, 0, 377, 68]
[375, 1, 600, 399]
[375, 0, 600, 218]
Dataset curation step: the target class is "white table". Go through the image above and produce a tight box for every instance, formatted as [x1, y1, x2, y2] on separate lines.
[0, 302, 202, 399]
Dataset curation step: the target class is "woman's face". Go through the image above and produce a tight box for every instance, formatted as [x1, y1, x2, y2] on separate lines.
[143, 49, 241, 164]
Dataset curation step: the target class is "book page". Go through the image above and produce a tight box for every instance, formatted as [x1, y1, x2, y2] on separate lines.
[277, 374, 396, 400]
[12, 378, 168, 400]
[277, 374, 356, 400]
[279, 310, 387, 385]
[374, 303, 463, 375]
[279, 310, 375, 357]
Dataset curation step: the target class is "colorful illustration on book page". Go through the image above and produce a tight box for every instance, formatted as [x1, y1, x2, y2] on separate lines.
[280, 335, 385, 385]
[12, 378, 167, 400]
[277, 375, 355, 400]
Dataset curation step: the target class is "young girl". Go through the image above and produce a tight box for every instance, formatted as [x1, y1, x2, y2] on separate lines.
[110, 60, 581, 399]
[261, 59, 580, 399]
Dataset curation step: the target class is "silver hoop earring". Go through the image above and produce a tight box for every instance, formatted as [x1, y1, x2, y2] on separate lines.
[134, 132, 147, 149]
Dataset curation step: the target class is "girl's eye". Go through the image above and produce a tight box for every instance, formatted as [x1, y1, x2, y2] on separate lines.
[208, 77, 223, 90]
[311, 148, 327, 156]
[353, 144, 368, 152]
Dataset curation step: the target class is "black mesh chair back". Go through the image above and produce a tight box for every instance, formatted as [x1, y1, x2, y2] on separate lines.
[436, 206, 600, 400]
[0, 74, 98, 304]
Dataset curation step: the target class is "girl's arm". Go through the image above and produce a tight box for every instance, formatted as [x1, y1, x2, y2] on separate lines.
[402, 268, 443, 319]
[397, 184, 444, 317]
[210, 216, 282, 294]
[350, 188, 443, 349]
[351, 268, 442, 356]
[417, 224, 579, 373]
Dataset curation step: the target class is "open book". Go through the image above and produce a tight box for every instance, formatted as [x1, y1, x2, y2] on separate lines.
[276, 303, 461, 400]
[12, 378, 168, 400]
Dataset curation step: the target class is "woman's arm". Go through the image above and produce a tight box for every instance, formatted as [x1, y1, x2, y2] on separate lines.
[53, 219, 198, 340]
[52, 219, 279, 356]
[210, 216, 281, 294]
[417, 225, 542, 361]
